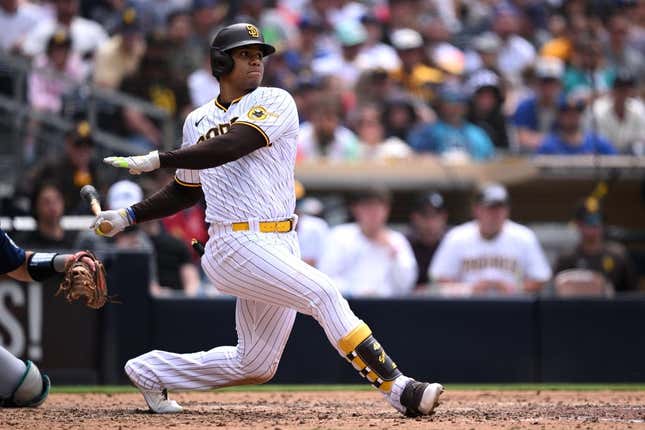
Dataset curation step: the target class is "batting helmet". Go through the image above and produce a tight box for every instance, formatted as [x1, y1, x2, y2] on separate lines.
[210, 23, 276, 78]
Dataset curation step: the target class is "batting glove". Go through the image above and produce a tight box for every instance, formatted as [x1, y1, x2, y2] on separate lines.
[104, 151, 160, 175]
[91, 208, 135, 237]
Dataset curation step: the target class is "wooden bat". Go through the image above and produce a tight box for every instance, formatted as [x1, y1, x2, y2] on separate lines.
[80, 185, 112, 235]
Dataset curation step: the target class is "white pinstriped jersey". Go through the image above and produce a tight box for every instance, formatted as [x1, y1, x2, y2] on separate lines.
[175, 87, 299, 223]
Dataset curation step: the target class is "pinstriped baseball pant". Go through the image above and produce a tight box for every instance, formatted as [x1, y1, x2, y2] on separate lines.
[125, 228, 411, 412]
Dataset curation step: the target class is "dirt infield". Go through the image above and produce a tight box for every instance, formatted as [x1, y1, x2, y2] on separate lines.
[3, 389, 645, 429]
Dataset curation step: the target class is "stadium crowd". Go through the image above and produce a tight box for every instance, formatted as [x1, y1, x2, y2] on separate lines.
[0, 0, 643, 297]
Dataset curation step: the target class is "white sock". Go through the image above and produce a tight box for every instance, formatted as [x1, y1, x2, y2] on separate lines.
[0, 346, 27, 398]
[385, 374, 412, 414]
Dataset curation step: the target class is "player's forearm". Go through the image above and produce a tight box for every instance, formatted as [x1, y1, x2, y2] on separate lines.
[159, 124, 266, 169]
[9, 252, 70, 282]
[132, 180, 203, 224]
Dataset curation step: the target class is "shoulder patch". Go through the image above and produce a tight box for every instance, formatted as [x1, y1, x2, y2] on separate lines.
[248, 105, 269, 120]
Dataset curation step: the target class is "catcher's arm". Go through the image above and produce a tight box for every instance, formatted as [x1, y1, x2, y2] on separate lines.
[8, 251, 73, 283]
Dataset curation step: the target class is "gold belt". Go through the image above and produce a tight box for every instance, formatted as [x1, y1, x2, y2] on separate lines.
[231, 218, 294, 233]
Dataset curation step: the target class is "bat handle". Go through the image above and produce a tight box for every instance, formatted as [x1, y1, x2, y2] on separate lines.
[90, 199, 102, 216]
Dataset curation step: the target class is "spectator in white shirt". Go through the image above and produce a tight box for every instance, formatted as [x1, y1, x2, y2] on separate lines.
[294, 180, 329, 268]
[22, 0, 107, 66]
[492, 5, 536, 86]
[430, 183, 551, 296]
[585, 70, 645, 155]
[318, 187, 417, 298]
[0, 0, 45, 54]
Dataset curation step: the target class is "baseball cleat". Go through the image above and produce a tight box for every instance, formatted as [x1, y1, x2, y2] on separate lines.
[139, 388, 183, 414]
[400, 380, 444, 417]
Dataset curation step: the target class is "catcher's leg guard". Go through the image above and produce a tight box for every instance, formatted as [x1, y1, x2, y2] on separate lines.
[338, 322, 402, 393]
[1, 361, 50, 407]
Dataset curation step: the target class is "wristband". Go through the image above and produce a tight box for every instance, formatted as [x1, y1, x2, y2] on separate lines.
[27, 253, 59, 282]
[126, 207, 137, 225]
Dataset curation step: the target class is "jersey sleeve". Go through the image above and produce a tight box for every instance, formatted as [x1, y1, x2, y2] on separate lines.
[428, 229, 461, 282]
[175, 113, 202, 187]
[0, 228, 26, 275]
[522, 230, 552, 282]
[234, 88, 299, 146]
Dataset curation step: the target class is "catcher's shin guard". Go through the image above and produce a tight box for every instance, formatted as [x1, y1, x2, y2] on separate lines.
[1, 361, 50, 407]
[338, 322, 402, 393]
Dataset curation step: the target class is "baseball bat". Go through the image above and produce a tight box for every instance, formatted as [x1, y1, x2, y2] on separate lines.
[80, 185, 112, 235]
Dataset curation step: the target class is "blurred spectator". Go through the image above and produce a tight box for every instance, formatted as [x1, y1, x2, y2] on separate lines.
[585, 70, 645, 155]
[511, 57, 564, 152]
[139, 218, 201, 296]
[118, 33, 191, 151]
[408, 84, 495, 162]
[294, 180, 329, 268]
[297, 94, 360, 161]
[492, 5, 536, 85]
[382, 97, 422, 141]
[292, 76, 322, 124]
[389, 28, 444, 103]
[189, 0, 226, 49]
[283, 16, 334, 75]
[539, 14, 572, 62]
[406, 191, 448, 289]
[23, 121, 105, 214]
[464, 31, 502, 76]
[166, 8, 202, 82]
[0, 0, 45, 54]
[318, 187, 417, 297]
[187, 48, 220, 107]
[537, 95, 617, 155]
[603, 12, 644, 78]
[18, 182, 76, 250]
[554, 198, 638, 293]
[28, 29, 86, 114]
[465, 69, 509, 150]
[92, 7, 145, 89]
[353, 104, 412, 160]
[563, 38, 614, 98]
[311, 19, 366, 89]
[22, 0, 108, 65]
[355, 13, 400, 72]
[430, 183, 551, 296]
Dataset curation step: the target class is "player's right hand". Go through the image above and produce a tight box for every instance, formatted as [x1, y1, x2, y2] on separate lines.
[91, 209, 132, 237]
[103, 150, 160, 175]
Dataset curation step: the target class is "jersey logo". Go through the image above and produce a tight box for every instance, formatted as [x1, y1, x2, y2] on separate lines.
[197, 117, 238, 143]
[247, 24, 259, 38]
[194, 115, 206, 127]
[248, 106, 268, 120]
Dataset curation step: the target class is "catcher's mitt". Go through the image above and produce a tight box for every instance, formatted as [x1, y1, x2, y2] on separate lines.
[56, 251, 111, 309]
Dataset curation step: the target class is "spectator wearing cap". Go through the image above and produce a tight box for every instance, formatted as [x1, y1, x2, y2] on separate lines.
[354, 13, 400, 72]
[465, 69, 510, 150]
[511, 57, 565, 152]
[190, 0, 227, 49]
[464, 32, 503, 76]
[0, 0, 45, 54]
[537, 94, 617, 155]
[492, 4, 536, 85]
[311, 20, 367, 89]
[430, 183, 551, 296]
[23, 121, 106, 214]
[554, 198, 638, 292]
[28, 28, 86, 114]
[21, 0, 107, 65]
[382, 97, 421, 142]
[408, 84, 495, 162]
[585, 70, 645, 154]
[406, 191, 448, 289]
[166, 8, 203, 83]
[93, 7, 146, 89]
[318, 187, 417, 297]
[296, 94, 360, 161]
[389, 28, 444, 103]
[293, 180, 329, 268]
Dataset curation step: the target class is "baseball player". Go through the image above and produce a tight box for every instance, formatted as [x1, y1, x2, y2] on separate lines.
[93, 23, 443, 417]
[0, 227, 88, 407]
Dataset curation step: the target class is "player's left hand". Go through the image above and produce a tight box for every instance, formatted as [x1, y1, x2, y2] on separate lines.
[104, 150, 160, 175]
